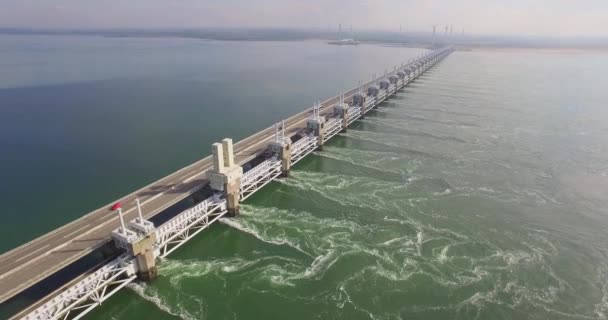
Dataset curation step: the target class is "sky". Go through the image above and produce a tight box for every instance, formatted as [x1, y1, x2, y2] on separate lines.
[0, 0, 607, 37]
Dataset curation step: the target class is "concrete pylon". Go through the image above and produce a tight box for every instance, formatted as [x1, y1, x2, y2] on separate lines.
[111, 217, 158, 281]
[272, 140, 291, 177]
[336, 105, 349, 132]
[335, 94, 349, 132]
[307, 107, 326, 151]
[272, 122, 292, 177]
[208, 138, 243, 217]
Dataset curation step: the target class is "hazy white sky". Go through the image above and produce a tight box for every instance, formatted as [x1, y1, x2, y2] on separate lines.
[1, 0, 607, 37]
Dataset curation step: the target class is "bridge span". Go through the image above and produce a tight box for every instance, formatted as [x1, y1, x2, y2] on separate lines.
[1, 46, 454, 320]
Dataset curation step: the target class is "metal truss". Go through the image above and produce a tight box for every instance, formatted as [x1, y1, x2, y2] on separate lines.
[291, 135, 318, 165]
[388, 84, 397, 94]
[365, 97, 376, 111]
[22, 255, 136, 320]
[240, 158, 282, 201]
[324, 118, 343, 142]
[377, 89, 387, 102]
[347, 106, 361, 125]
[155, 196, 227, 258]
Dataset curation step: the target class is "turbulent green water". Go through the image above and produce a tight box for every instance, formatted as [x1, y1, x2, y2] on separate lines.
[87, 50, 608, 319]
[2, 35, 608, 319]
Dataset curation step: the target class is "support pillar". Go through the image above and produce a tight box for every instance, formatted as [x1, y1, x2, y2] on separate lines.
[272, 142, 291, 177]
[111, 214, 158, 281]
[307, 104, 326, 151]
[334, 93, 349, 132]
[362, 96, 367, 118]
[335, 103, 349, 132]
[225, 183, 240, 217]
[208, 138, 243, 217]
[131, 233, 157, 281]
[272, 122, 292, 177]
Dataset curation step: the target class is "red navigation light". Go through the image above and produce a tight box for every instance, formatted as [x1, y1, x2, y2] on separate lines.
[111, 202, 122, 211]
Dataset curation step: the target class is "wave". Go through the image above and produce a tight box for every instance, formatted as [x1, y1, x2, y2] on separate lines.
[128, 282, 201, 320]
[277, 170, 408, 211]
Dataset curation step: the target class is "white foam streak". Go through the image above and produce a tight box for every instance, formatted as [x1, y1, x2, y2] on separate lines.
[220, 217, 312, 257]
[128, 283, 199, 320]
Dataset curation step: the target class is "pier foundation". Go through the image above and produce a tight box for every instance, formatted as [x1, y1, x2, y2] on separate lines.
[131, 233, 158, 281]
[272, 139, 292, 177]
[111, 215, 158, 281]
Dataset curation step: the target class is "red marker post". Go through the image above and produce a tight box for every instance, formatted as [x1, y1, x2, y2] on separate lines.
[111, 202, 126, 235]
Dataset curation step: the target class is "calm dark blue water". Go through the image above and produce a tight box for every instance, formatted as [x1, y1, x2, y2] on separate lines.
[0, 35, 425, 253]
[1, 35, 608, 319]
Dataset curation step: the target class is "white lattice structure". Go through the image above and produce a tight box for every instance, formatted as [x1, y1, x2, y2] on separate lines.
[365, 96, 376, 111]
[155, 195, 227, 257]
[347, 106, 362, 125]
[240, 158, 282, 201]
[324, 118, 343, 142]
[22, 255, 136, 320]
[377, 89, 387, 102]
[291, 135, 318, 165]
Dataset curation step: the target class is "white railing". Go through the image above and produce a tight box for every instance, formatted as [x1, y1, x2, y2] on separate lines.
[291, 135, 318, 165]
[240, 158, 281, 201]
[324, 118, 343, 142]
[365, 97, 376, 109]
[388, 84, 396, 94]
[155, 195, 227, 258]
[377, 90, 387, 101]
[347, 107, 361, 125]
[22, 254, 136, 320]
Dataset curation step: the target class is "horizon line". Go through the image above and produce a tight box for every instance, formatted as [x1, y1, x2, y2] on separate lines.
[1, 26, 607, 41]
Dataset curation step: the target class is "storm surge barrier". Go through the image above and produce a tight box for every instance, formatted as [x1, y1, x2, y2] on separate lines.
[10, 46, 454, 320]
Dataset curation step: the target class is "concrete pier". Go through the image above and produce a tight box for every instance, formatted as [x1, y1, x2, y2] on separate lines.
[335, 95, 350, 133]
[307, 103, 326, 150]
[208, 138, 243, 217]
[131, 233, 157, 281]
[272, 122, 292, 177]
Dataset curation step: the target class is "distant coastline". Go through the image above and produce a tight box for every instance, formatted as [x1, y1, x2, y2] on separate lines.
[1, 27, 607, 50]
